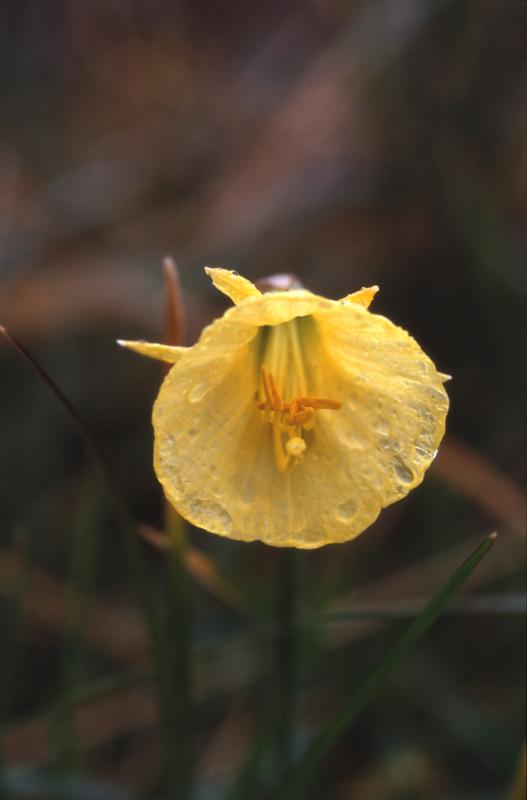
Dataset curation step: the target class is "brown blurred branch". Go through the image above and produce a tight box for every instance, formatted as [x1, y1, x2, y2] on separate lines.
[432, 437, 526, 536]
[0, 546, 148, 663]
[163, 256, 186, 348]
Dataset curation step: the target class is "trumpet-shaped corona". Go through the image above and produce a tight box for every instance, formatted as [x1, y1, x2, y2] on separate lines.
[119, 268, 449, 548]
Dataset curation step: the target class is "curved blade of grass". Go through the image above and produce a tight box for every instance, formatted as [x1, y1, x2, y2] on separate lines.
[0, 325, 159, 625]
[283, 533, 497, 800]
[0, 325, 178, 788]
[0, 325, 110, 481]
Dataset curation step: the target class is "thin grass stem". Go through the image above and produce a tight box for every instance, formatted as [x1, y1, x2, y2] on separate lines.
[0, 324, 183, 792]
[276, 548, 300, 786]
[159, 504, 194, 798]
[52, 476, 101, 783]
[283, 533, 498, 799]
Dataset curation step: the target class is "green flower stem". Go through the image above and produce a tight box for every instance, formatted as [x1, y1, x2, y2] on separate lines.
[276, 547, 300, 786]
[162, 502, 194, 799]
[53, 477, 101, 779]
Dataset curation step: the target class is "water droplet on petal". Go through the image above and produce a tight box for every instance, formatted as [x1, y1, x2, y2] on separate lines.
[336, 498, 358, 523]
[394, 460, 414, 484]
[374, 418, 390, 436]
[188, 383, 208, 403]
[189, 499, 232, 531]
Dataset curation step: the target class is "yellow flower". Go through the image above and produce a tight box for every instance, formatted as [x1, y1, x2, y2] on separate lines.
[119, 268, 449, 548]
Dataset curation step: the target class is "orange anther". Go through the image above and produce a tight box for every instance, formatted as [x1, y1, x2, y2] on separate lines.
[287, 398, 299, 420]
[298, 396, 342, 410]
[267, 371, 283, 411]
[260, 366, 273, 411]
[311, 398, 342, 410]
[288, 408, 314, 426]
[257, 369, 341, 471]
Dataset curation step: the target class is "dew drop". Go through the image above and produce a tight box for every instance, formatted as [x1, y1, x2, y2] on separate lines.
[374, 418, 390, 436]
[335, 498, 358, 523]
[394, 460, 414, 484]
[188, 383, 208, 403]
[425, 386, 448, 404]
[189, 499, 232, 531]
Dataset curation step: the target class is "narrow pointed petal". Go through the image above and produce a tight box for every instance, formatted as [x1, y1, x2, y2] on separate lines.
[117, 339, 187, 364]
[340, 286, 379, 309]
[205, 267, 261, 305]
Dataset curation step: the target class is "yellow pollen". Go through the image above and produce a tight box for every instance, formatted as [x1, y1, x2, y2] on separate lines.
[258, 366, 341, 472]
[286, 437, 306, 459]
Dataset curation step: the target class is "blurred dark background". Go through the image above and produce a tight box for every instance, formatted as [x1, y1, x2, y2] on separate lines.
[0, 2, 525, 799]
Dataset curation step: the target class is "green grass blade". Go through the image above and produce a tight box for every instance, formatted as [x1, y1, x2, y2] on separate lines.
[159, 504, 194, 798]
[283, 533, 497, 800]
[0, 325, 186, 790]
[0, 326, 157, 634]
[276, 548, 300, 785]
[52, 475, 102, 781]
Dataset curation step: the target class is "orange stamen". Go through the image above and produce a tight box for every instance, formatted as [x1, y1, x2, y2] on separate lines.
[297, 397, 342, 410]
[267, 371, 283, 412]
[287, 408, 314, 426]
[257, 369, 341, 471]
[260, 366, 273, 410]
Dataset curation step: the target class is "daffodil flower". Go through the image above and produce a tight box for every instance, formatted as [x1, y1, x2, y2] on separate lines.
[119, 268, 449, 548]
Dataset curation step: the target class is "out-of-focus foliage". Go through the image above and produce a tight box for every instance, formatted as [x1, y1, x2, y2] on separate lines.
[0, 2, 525, 798]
